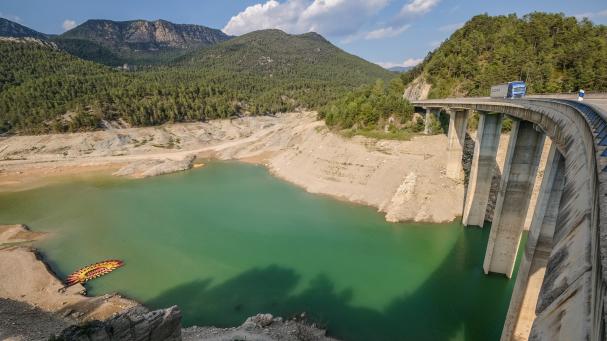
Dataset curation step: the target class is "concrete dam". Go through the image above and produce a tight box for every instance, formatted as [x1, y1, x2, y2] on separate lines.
[412, 95, 607, 341]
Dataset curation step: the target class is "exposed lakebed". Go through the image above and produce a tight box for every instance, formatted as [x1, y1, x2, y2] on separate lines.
[0, 161, 520, 340]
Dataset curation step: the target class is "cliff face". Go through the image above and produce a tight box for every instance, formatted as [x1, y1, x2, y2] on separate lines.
[58, 306, 182, 341]
[60, 19, 230, 51]
[402, 75, 431, 101]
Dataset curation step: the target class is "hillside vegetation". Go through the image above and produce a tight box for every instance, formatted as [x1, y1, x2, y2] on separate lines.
[320, 79, 418, 139]
[179, 30, 393, 112]
[0, 41, 267, 133]
[320, 12, 607, 137]
[0, 29, 393, 134]
[403, 13, 607, 98]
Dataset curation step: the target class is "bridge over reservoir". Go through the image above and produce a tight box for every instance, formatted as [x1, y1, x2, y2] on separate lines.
[412, 95, 607, 341]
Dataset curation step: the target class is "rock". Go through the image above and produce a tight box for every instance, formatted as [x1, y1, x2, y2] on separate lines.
[403, 75, 431, 101]
[182, 313, 338, 341]
[141, 155, 195, 178]
[113, 155, 196, 178]
[57, 306, 182, 341]
[246, 313, 274, 327]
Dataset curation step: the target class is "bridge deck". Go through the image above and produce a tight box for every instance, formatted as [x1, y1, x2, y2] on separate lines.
[412, 94, 607, 116]
[410, 95, 607, 341]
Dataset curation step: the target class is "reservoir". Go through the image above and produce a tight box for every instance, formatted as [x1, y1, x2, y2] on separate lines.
[0, 162, 520, 340]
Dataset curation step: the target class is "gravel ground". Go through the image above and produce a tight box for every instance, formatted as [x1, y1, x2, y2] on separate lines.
[0, 298, 71, 341]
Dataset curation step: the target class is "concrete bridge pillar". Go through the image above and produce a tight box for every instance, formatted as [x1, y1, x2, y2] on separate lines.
[424, 108, 437, 135]
[500, 143, 564, 341]
[462, 112, 503, 227]
[446, 109, 468, 180]
[483, 120, 546, 277]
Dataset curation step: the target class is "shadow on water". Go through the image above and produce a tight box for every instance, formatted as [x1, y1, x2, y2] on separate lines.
[148, 224, 519, 341]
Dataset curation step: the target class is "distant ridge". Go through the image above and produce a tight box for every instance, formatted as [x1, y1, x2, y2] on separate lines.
[388, 66, 412, 73]
[0, 18, 47, 40]
[55, 19, 232, 65]
[60, 19, 230, 50]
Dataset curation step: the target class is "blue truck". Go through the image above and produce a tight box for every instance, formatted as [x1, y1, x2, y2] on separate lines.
[490, 81, 527, 99]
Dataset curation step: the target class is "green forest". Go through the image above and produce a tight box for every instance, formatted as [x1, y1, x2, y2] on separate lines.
[404, 12, 607, 98]
[1, 12, 607, 136]
[323, 12, 607, 132]
[320, 79, 418, 139]
[0, 29, 392, 134]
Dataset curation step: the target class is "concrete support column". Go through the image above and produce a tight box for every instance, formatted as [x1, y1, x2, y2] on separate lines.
[500, 143, 564, 341]
[424, 108, 432, 134]
[445, 109, 468, 180]
[483, 120, 546, 277]
[462, 112, 503, 227]
[424, 108, 440, 135]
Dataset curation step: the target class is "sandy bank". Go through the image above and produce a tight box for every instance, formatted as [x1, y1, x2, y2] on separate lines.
[266, 123, 463, 223]
[0, 112, 465, 223]
[0, 225, 139, 333]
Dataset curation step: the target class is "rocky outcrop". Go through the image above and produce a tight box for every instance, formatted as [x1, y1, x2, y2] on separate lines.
[56, 311, 337, 341]
[113, 154, 196, 178]
[0, 36, 57, 48]
[0, 224, 44, 245]
[183, 313, 338, 341]
[403, 75, 431, 101]
[58, 306, 182, 341]
[385, 172, 417, 222]
[60, 19, 230, 51]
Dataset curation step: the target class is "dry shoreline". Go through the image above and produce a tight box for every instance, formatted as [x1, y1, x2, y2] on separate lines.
[0, 111, 465, 223]
[0, 111, 467, 339]
[0, 225, 141, 340]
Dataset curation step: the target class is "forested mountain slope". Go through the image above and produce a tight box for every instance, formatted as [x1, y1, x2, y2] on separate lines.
[181, 30, 391, 83]
[177, 29, 394, 112]
[403, 13, 607, 98]
[0, 29, 394, 134]
[0, 40, 258, 133]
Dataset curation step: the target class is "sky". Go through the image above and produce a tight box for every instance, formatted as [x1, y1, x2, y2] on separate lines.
[2, 0, 607, 68]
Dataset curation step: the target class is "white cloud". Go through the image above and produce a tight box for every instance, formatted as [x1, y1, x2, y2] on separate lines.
[62, 19, 77, 31]
[376, 57, 423, 69]
[223, 0, 390, 37]
[0, 12, 23, 23]
[575, 9, 607, 20]
[364, 25, 410, 40]
[438, 22, 464, 32]
[399, 0, 440, 16]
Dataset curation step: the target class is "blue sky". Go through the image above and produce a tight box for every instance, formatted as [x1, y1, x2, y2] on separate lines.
[2, 0, 607, 68]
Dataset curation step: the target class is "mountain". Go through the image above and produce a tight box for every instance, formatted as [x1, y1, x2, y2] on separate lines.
[0, 29, 393, 134]
[177, 29, 394, 114]
[180, 29, 392, 84]
[388, 66, 412, 73]
[54, 19, 231, 66]
[0, 18, 47, 40]
[403, 12, 607, 99]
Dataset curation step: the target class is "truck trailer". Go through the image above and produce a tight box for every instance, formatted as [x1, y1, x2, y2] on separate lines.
[490, 81, 526, 99]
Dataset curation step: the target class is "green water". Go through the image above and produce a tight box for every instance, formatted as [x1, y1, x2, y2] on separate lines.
[0, 162, 521, 340]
